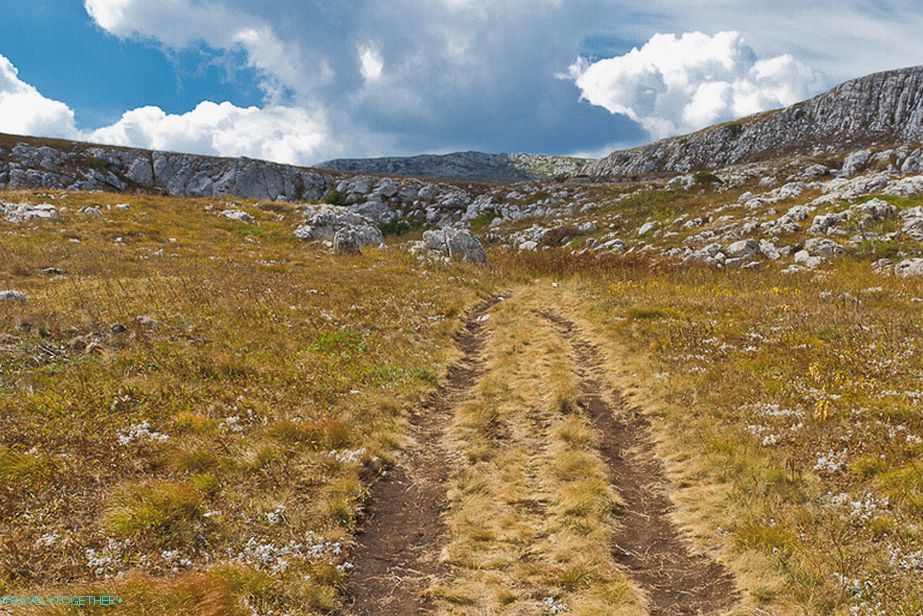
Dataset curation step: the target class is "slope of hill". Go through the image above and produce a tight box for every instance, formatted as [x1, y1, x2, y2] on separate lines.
[318, 151, 591, 182]
[586, 65, 923, 177]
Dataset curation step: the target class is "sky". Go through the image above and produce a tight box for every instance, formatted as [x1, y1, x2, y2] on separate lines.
[0, 1, 921, 165]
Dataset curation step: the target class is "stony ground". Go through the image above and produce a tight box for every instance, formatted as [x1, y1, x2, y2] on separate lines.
[0, 184, 921, 615]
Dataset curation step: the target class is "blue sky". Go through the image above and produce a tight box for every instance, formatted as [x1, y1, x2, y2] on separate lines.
[0, 1, 921, 165]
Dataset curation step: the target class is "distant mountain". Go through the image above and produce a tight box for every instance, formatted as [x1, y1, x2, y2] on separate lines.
[318, 151, 591, 182]
[586, 66, 923, 177]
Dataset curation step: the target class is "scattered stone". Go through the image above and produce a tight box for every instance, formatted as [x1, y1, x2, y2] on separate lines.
[136, 315, 157, 328]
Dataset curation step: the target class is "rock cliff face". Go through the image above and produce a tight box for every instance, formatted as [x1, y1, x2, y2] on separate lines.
[319, 151, 590, 182]
[0, 135, 336, 200]
[585, 66, 923, 177]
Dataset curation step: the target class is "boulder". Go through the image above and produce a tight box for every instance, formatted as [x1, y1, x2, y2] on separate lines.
[374, 178, 399, 198]
[333, 229, 362, 255]
[294, 204, 383, 247]
[726, 239, 760, 258]
[759, 240, 782, 260]
[422, 229, 488, 264]
[809, 211, 850, 235]
[0, 202, 59, 223]
[803, 238, 846, 257]
[850, 198, 896, 222]
[839, 150, 872, 177]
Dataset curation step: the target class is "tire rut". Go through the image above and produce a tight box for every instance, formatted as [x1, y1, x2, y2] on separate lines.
[343, 296, 501, 615]
[538, 310, 738, 616]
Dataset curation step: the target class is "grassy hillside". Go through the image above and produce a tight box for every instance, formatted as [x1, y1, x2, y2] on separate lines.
[1, 186, 921, 615]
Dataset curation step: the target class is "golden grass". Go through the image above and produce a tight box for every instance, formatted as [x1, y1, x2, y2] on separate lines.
[433, 292, 642, 615]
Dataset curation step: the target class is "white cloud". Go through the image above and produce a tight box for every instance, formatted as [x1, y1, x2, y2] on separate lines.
[0, 54, 330, 166]
[87, 102, 331, 165]
[0, 55, 77, 138]
[568, 31, 823, 139]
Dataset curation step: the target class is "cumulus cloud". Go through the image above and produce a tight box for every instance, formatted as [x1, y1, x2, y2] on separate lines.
[87, 102, 331, 165]
[568, 31, 823, 139]
[0, 53, 330, 165]
[0, 55, 77, 138]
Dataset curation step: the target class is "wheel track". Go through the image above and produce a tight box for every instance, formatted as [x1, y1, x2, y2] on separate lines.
[538, 309, 738, 616]
[343, 296, 501, 615]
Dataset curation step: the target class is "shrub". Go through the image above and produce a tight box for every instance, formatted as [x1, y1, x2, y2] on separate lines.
[323, 190, 348, 206]
[726, 123, 744, 137]
[378, 216, 424, 236]
[693, 170, 722, 184]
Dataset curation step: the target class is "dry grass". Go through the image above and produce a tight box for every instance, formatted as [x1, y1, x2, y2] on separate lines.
[2, 179, 922, 615]
[433, 293, 642, 615]
[0, 189, 491, 614]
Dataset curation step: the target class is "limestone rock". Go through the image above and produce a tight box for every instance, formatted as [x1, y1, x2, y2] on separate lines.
[421, 229, 488, 264]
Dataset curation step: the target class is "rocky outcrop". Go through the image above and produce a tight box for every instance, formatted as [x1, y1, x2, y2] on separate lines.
[319, 151, 590, 183]
[586, 66, 923, 177]
[294, 205, 384, 248]
[0, 135, 335, 200]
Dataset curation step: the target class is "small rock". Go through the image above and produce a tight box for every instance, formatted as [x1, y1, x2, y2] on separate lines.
[136, 315, 157, 328]
[0, 290, 27, 302]
[220, 209, 255, 223]
[637, 221, 659, 236]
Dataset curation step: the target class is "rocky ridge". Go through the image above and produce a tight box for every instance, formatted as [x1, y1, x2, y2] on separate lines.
[318, 151, 590, 182]
[586, 66, 923, 177]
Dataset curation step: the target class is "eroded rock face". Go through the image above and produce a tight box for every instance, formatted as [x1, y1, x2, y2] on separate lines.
[0, 141, 334, 200]
[586, 66, 923, 177]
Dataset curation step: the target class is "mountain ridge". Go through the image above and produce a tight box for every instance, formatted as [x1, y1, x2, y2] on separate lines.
[585, 65, 923, 177]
